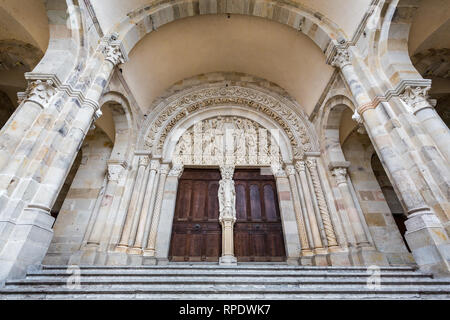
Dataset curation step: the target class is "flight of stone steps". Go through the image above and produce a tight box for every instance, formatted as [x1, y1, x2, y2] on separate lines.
[1, 264, 449, 299]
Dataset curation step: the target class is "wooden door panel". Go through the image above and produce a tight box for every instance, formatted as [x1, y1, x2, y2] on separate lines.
[233, 169, 286, 262]
[169, 169, 221, 262]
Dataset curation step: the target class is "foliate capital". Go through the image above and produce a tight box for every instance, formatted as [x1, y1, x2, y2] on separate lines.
[305, 158, 317, 169]
[159, 164, 170, 176]
[330, 48, 352, 69]
[399, 86, 432, 113]
[168, 164, 184, 178]
[220, 165, 235, 180]
[295, 161, 306, 173]
[285, 165, 296, 177]
[107, 163, 125, 182]
[103, 43, 126, 66]
[331, 167, 348, 185]
[24, 80, 57, 108]
[138, 156, 150, 167]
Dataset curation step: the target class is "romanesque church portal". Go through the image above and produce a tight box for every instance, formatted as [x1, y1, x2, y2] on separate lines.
[0, 0, 449, 299]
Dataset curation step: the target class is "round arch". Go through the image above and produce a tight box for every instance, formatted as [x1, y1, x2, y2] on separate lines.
[138, 83, 320, 160]
[112, 0, 345, 59]
[162, 105, 293, 164]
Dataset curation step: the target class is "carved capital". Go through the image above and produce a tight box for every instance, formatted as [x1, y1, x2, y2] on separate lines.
[399, 86, 432, 113]
[107, 163, 126, 182]
[102, 33, 126, 66]
[168, 164, 184, 178]
[159, 164, 170, 176]
[220, 165, 235, 180]
[331, 167, 348, 185]
[295, 161, 306, 173]
[285, 165, 296, 177]
[305, 158, 317, 170]
[24, 80, 57, 108]
[150, 160, 160, 171]
[330, 48, 352, 69]
[138, 156, 150, 167]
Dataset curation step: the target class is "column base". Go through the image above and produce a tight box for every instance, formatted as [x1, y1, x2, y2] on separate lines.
[0, 207, 54, 281]
[143, 256, 158, 265]
[312, 254, 329, 266]
[328, 251, 352, 266]
[219, 255, 237, 265]
[405, 213, 450, 277]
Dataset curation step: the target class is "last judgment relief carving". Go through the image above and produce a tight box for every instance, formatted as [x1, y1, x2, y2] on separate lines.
[173, 116, 283, 168]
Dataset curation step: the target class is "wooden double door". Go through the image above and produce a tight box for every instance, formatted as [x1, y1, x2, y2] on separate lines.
[169, 168, 286, 262]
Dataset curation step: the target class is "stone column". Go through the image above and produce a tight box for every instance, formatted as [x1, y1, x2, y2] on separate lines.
[0, 36, 126, 281]
[295, 161, 324, 252]
[400, 86, 450, 162]
[143, 164, 170, 257]
[330, 166, 370, 247]
[306, 158, 338, 249]
[285, 165, 312, 256]
[115, 156, 149, 252]
[330, 47, 450, 275]
[153, 164, 184, 264]
[87, 161, 126, 246]
[130, 160, 161, 254]
[218, 165, 237, 265]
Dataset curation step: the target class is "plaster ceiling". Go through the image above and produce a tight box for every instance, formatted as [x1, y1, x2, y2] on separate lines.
[121, 14, 334, 116]
[90, 0, 372, 39]
[409, 0, 450, 55]
[0, 0, 49, 52]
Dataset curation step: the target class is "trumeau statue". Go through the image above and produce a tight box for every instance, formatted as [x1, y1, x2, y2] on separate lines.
[218, 165, 236, 222]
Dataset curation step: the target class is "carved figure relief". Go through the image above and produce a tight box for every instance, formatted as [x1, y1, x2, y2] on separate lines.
[173, 116, 283, 167]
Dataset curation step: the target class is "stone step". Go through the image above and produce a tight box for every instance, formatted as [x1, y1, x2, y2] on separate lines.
[2, 265, 448, 300]
[5, 276, 450, 289]
[24, 270, 433, 279]
[40, 264, 417, 271]
[1, 285, 449, 297]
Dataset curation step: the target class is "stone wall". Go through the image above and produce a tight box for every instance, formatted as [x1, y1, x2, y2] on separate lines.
[342, 130, 413, 265]
[43, 128, 112, 265]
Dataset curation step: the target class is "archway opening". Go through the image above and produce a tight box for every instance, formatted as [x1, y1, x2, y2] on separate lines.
[371, 153, 410, 252]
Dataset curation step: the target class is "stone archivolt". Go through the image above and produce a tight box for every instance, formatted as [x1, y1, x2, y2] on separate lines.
[142, 86, 317, 159]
